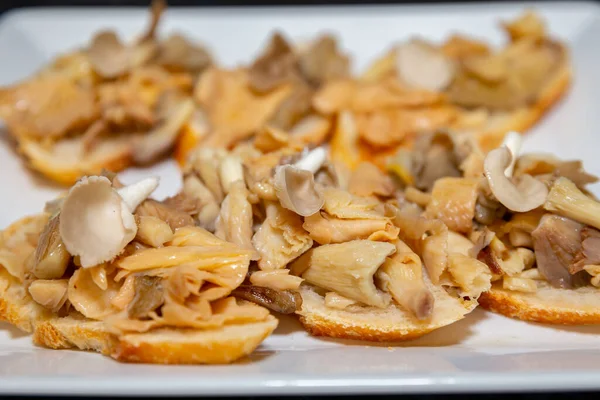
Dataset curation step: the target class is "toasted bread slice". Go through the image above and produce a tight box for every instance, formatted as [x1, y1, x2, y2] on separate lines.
[18, 136, 133, 186]
[479, 282, 600, 325]
[1, 273, 278, 364]
[34, 314, 278, 364]
[297, 284, 476, 342]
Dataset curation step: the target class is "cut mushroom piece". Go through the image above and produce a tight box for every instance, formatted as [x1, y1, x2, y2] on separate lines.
[33, 213, 71, 279]
[127, 275, 165, 319]
[59, 176, 159, 268]
[484, 146, 548, 212]
[532, 214, 585, 289]
[87, 31, 130, 79]
[395, 39, 455, 91]
[28, 279, 69, 313]
[376, 240, 434, 320]
[231, 285, 302, 314]
[544, 177, 600, 230]
[132, 97, 194, 164]
[273, 165, 324, 217]
[292, 240, 395, 308]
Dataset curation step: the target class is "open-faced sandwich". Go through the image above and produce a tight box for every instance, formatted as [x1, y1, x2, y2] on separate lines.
[176, 11, 571, 172]
[0, 174, 278, 364]
[0, 2, 569, 186]
[0, 0, 211, 184]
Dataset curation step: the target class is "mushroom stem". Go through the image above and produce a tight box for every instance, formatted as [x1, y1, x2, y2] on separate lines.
[544, 177, 600, 230]
[502, 131, 522, 177]
[117, 177, 160, 211]
[294, 147, 327, 174]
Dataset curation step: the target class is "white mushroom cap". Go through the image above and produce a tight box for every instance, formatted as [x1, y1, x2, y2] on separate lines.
[59, 176, 159, 268]
[484, 145, 548, 213]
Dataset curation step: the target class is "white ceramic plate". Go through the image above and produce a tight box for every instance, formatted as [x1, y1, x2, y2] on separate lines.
[1, 1, 600, 395]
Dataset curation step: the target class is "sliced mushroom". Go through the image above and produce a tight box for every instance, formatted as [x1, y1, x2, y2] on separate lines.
[292, 240, 395, 307]
[249, 32, 298, 93]
[231, 285, 302, 314]
[532, 214, 586, 289]
[484, 146, 548, 212]
[544, 177, 600, 230]
[88, 31, 130, 78]
[135, 199, 195, 231]
[156, 34, 212, 73]
[33, 213, 71, 279]
[28, 279, 69, 313]
[132, 97, 194, 164]
[395, 39, 455, 91]
[59, 176, 159, 268]
[376, 240, 434, 320]
[273, 148, 326, 217]
[127, 275, 165, 319]
[348, 162, 395, 198]
[297, 35, 350, 87]
[571, 227, 600, 274]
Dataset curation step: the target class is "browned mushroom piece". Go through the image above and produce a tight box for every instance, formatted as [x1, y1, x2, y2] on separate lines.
[249, 32, 299, 93]
[531, 214, 588, 289]
[297, 35, 350, 87]
[231, 285, 302, 314]
[127, 275, 165, 319]
[32, 213, 71, 280]
[156, 34, 212, 74]
[135, 199, 196, 230]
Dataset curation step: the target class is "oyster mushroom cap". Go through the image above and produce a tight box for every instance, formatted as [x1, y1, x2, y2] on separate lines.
[274, 165, 324, 217]
[88, 31, 130, 79]
[395, 39, 455, 92]
[484, 146, 548, 213]
[59, 176, 159, 268]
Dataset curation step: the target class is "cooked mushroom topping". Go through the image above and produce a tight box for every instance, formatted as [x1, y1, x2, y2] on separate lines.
[135, 199, 195, 230]
[544, 177, 600, 230]
[532, 214, 585, 289]
[135, 216, 173, 248]
[484, 146, 548, 212]
[60, 176, 159, 268]
[425, 177, 479, 233]
[297, 35, 350, 87]
[570, 227, 600, 274]
[412, 132, 462, 192]
[395, 39, 455, 91]
[33, 213, 70, 279]
[162, 192, 201, 216]
[376, 240, 434, 320]
[127, 275, 165, 319]
[156, 34, 212, 73]
[28, 279, 69, 313]
[232, 285, 302, 314]
[273, 148, 326, 217]
[88, 31, 130, 78]
[293, 240, 395, 307]
[348, 162, 395, 198]
[132, 97, 194, 164]
[249, 32, 299, 93]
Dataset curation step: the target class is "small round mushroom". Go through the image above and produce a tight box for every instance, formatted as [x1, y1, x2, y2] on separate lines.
[395, 39, 455, 92]
[59, 175, 159, 268]
[484, 146, 548, 213]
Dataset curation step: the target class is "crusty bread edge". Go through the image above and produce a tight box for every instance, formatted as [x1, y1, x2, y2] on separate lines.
[479, 286, 600, 325]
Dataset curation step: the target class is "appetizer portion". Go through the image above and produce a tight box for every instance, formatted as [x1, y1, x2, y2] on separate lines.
[0, 5, 570, 185]
[0, 174, 277, 364]
[0, 0, 209, 184]
[386, 130, 600, 325]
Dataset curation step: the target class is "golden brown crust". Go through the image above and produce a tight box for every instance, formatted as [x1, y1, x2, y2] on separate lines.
[479, 285, 600, 325]
[112, 317, 278, 364]
[298, 314, 437, 342]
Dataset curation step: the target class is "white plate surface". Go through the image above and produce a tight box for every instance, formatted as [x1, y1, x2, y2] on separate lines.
[1, 1, 600, 395]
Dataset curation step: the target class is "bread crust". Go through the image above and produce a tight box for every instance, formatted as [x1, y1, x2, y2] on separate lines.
[297, 285, 476, 342]
[479, 284, 600, 325]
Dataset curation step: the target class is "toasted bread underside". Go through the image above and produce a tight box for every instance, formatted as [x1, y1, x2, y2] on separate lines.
[18, 136, 133, 186]
[0, 269, 278, 364]
[298, 284, 476, 342]
[479, 282, 600, 325]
